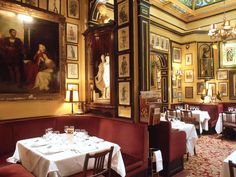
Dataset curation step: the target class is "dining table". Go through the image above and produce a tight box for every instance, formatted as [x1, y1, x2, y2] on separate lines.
[220, 150, 236, 177]
[7, 132, 126, 177]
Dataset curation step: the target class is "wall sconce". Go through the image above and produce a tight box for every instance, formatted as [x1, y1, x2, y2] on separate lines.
[65, 90, 79, 114]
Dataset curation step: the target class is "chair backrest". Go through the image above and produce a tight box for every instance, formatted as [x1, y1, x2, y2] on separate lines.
[83, 146, 114, 177]
[180, 110, 193, 118]
[222, 112, 236, 129]
[229, 160, 236, 177]
[166, 109, 177, 118]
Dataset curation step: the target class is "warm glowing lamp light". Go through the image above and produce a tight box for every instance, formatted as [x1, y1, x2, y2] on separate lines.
[65, 90, 79, 114]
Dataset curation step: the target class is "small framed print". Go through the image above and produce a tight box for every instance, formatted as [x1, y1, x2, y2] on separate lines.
[185, 53, 192, 65]
[220, 41, 236, 68]
[173, 88, 177, 99]
[173, 47, 181, 63]
[67, 0, 80, 19]
[185, 70, 194, 83]
[185, 87, 193, 98]
[67, 83, 79, 90]
[172, 79, 177, 88]
[217, 70, 228, 80]
[67, 63, 78, 79]
[118, 0, 129, 26]
[208, 82, 216, 95]
[48, 0, 60, 14]
[67, 44, 78, 61]
[22, 0, 38, 7]
[178, 92, 182, 102]
[177, 79, 182, 88]
[119, 81, 130, 105]
[118, 26, 129, 51]
[218, 82, 228, 97]
[66, 23, 78, 43]
[118, 54, 130, 77]
[197, 82, 205, 95]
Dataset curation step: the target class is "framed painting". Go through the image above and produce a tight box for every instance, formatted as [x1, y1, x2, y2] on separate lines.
[150, 33, 169, 52]
[229, 70, 236, 99]
[67, 63, 79, 79]
[118, 0, 129, 26]
[118, 26, 129, 51]
[197, 42, 214, 78]
[185, 87, 193, 98]
[118, 53, 130, 78]
[172, 88, 177, 99]
[67, 0, 80, 19]
[67, 83, 79, 90]
[118, 81, 130, 105]
[217, 70, 228, 80]
[185, 53, 192, 66]
[218, 82, 228, 97]
[172, 79, 177, 88]
[220, 41, 236, 68]
[177, 79, 182, 88]
[185, 70, 194, 83]
[22, 0, 38, 7]
[66, 44, 78, 61]
[178, 92, 182, 102]
[0, 3, 64, 100]
[48, 0, 60, 14]
[208, 82, 216, 96]
[197, 82, 205, 95]
[66, 23, 78, 44]
[173, 47, 181, 63]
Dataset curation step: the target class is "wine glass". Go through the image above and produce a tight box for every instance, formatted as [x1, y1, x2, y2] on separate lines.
[64, 126, 69, 133]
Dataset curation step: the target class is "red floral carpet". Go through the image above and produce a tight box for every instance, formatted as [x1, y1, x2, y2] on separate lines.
[182, 134, 236, 177]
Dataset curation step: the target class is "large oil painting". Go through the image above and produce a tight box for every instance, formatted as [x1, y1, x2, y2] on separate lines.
[0, 4, 64, 100]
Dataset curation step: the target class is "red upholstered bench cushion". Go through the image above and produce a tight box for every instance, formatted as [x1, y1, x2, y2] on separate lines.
[122, 153, 143, 173]
[0, 164, 34, 177]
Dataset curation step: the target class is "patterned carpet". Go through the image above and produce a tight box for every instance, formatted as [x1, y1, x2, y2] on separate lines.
[174, 134, 236, 177]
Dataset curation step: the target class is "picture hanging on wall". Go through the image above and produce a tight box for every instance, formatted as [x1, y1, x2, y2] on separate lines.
[173, 47, 181, 63]
[197, 82, 205, 95]
[118, 0, 129, 26]
[185, 53, 192, 65]
[118, 81, 130, 105]
[67, 0, 80, 19]
[217, 70, 228, 80]
[118, 53, 130, 78]
[48, 0, 60, 14]
[220, 40, 236, 68]
[218, 82, 228, 97]
[184, 70, 194, 83]
[208, 82, 216, 96]
[66, 23, 78, 43]
[185, 87, 193, 98]
[150, 33, 169, 52]
[67, 63, 79, 79]
[229, 70, 236, 99]
[118, 26, 129, 51]
[67, 44, 78, 61]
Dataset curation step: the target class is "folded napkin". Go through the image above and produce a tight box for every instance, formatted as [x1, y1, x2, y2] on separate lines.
[37, 146, 64, 155]
[153, 150, 163, 172]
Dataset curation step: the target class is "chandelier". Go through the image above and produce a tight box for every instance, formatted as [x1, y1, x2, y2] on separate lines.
[208, 1, 236, 42]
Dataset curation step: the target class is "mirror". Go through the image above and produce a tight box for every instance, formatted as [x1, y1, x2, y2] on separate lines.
[0, 1, 65, 100]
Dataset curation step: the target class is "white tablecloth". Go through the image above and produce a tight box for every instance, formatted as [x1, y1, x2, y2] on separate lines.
[171, 120, 198, 156]
[215, 113, 236, 134]
[220, 150, 236, 177]
[8, 134, 126, 177]
[176, 110, 210, 134]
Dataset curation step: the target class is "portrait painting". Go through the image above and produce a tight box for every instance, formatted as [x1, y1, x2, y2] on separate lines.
[218, 82, 228, 97]
[118, 26, 129, 51]
[66, 44, 78, 61]
[197, 82, 205, 95]
[48, 0, 60, 14]
[217, 70, 228, 80]
[185, 53, 192, 65]
[118, 53, 130, 78]
[178, 92, 182, 102]
[66, 23, 78, 44]
[184, 70, 194, 83]
[67, 0, 80, 19]
[173, 47, 181, 63]
[67, 63, 78, 79]
[185, 87, 193, 98]
[220, 41, 236, 68]
[119, 81, 130, 105]
[0, 9, 61, 97]
[198, 42, 214, 78]
[22, 0, 38, 7]
[118, 0, 129, 26]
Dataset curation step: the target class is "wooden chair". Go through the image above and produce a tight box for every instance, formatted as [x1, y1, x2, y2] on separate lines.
[180, 110, 199, 129]
[222, 112, 236, 138]
[229, 160, 236, 177]
[165, 109, 177, 121]
[71, 146, 114, 177]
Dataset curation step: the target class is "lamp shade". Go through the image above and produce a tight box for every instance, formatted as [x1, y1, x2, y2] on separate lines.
[65, 90, 79, 102]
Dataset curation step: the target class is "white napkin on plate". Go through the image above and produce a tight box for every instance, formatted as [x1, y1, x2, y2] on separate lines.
[153, 150, 163, 172]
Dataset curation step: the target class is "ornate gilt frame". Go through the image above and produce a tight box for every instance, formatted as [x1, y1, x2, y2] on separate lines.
[0, 0, 66, 100]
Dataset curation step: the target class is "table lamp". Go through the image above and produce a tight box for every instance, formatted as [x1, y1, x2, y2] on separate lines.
[65, 90, 79, 114]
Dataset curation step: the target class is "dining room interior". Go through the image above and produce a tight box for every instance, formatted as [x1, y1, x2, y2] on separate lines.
[0, 0, 236, 177]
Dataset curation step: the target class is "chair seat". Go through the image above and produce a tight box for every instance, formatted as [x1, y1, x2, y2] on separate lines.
[0, 164, 34, 177]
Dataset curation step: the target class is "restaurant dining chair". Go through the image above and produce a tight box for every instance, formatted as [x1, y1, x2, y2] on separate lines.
[228, 160, 236, 177]
[180, 110, 199, 130]
[71, 146, 114, 177]
[165, 109, 178, 121]
[222, 111, 236, 138]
